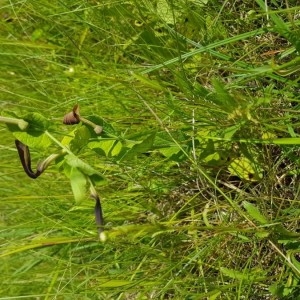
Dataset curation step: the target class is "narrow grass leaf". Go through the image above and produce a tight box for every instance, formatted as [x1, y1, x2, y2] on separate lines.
[98, 279, 132, 288]
[132, 73, 165, 91]
[243, 201, 268, 225]
[272, 138, 300, 145]
[220, 267, 266, 281]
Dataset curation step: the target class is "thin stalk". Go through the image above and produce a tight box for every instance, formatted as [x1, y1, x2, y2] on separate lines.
[0, 116, 28, 130]
[80, 117, 103, 134]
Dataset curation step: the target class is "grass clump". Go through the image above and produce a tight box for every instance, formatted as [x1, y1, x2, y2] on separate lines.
[0, 0, 300, 299]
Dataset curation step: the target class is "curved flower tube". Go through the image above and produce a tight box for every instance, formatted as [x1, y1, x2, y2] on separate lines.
[15, 140, 60, 179]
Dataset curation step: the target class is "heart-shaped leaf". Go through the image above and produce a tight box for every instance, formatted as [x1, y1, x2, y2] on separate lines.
[8, 112, 52, 150]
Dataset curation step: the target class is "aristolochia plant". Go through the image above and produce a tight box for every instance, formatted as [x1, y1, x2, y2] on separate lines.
[1, 105, 107, 241]
[0, 103, 188, 241]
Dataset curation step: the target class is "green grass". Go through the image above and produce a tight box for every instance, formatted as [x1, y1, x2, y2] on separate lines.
[1, 0, 300, 299]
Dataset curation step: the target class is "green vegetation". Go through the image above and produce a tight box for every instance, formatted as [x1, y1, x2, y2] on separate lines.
[1, 0, 300, 298]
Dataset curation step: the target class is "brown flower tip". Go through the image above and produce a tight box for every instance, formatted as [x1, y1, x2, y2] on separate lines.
[63, 104, 80, 125]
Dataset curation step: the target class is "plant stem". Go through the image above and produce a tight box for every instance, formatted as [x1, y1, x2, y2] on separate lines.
[0, 116, 28, 130]
[44, 130, 74, 155]
[80, 117, 103, 134]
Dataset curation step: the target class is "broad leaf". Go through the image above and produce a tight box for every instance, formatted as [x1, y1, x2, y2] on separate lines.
[157, 0, 176, 25]
[158, 145, 181, 159]
[70, 125, 91, 153]
[228, 156, 263, 181]
[121, 133, 156, 160]
[13, 132, 52, 150]
[64, 164, 87, 204]
[88, 139, 123, 157]
[8, 112, 52, 150]
[65, 154, 103, 178]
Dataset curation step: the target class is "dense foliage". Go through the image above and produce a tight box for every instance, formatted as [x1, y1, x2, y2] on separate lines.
[0, 0, 299, 299]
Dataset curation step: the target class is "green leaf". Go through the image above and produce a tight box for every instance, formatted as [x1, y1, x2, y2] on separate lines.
[255, 231, 270, 239]
[132, 133, 156, 153]
[157, 0, 176, 25]
[202, 152, 227, 166]
[272, 138, 300, 145]
[65, 154, 104, 178]
[290, 252, 300, 272]
[98, 279, 132, 287]
[223, 123, 242, 139]
[220, 267, 266, 281]
[31, 28, 44, 41]
[153, 131, 189, 162]
[158, 145, 181, 159]
[13, 131, 52, 150]
[122, 133, 156, 160]
[87, 115, 116, 137]
[131, 73, 165, 91]
[211, 78, 237, 113]
[66, 165, 87, 204]
[70, 125, 91, 153]
[88, 139, 123, 157]
[8, 112, 52, 150]
[24, 112, 51, 131]
[209, 291, 221, 300]
[228, 156, 263, 181]
[61, 128, 77, 146]
[243, 201, 268, 225]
